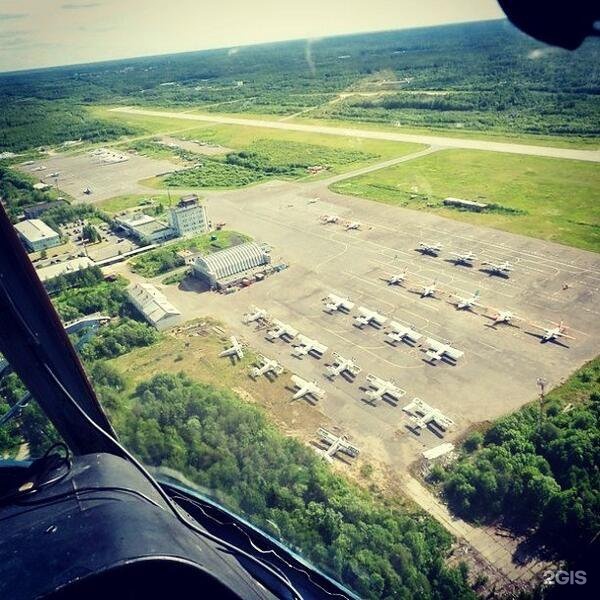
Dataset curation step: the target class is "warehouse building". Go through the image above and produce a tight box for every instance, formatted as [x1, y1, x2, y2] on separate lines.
[115, 212, 175, 245]
[14, 219, 61, 252]
[167, 195, 208, 237]
[127, 283, 181, 331]
[192, 242, 270, 288]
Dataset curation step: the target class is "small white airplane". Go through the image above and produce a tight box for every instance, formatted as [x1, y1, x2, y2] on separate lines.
[382, 271, 407, 286]
[530, 321, 575, 343]
[365, 374, 406, 403]
[345, 221, 361, 231]
[290, 375, 326, 401]
[416, 280, 439, 298]
[323, 293, 355, 314]
[424, 338, 464, 364]
[291, 334, 328, 358]
[308, 197, 319, 204]
[450, 290, 482, 311]
[326, 353, 361, 379]
[482, 260, 513, 276]
[354, 306, 387, 328]
[485, 309, 521, 327]
[219, 336, 244, 360]
[32, 165, 46, 172]
[320, 214, 340, 224]
[265, 320, 299, 342]
[403, 398, 454, 431]
[242, 306, 269, 324]
[48, 171, 60, 178]
[249, 355, 284, 379]
[386, 321, 423, 345]
[449, 251, 476, 266]
[315, 428, 360, 462]
[417, 242, 442, 256]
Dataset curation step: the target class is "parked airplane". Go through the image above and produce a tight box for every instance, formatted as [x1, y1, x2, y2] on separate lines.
[291, 334, 328, 358]
[424, 338, 464, 364]
[326, 353, 361, 379]
[417, 280, 439, 298]
[450, 290, 482, 311]
[242, 306, 269, 324]
[530, 321, 575, 343]
[315, 428, 360, 462]
[290, 375, 325, 401]
[345, 221, 361, 230]
[323, 293, 355, 314]
[417, 242, 442, 256]
[219, 336, 244, 360]
[265, 320, 298, 342]
[403, 398, 455, 431]
[249, 355, 284, 379]
[354, 306, 387, 328]
[382, 271, 407, 286]
[48, 171, 60, 178]
[386, 321, 423, 345]
[449, 250, 476, 266]
[365, 374, 406, 403]
[482, 260, 513, 276]
[485, 308, 522, 327]
[320, 214, 340, 224]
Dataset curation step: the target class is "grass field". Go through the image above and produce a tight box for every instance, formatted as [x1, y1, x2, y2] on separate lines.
[97, 194, 175, 214]
[331, 149, 600, 251]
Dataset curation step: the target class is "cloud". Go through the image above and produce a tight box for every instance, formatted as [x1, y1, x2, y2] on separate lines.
[61, 2, 101, 9]
[0, 13, 27, 20]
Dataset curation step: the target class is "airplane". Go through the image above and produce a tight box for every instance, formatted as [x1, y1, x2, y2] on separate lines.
[354, 306, 387, 328]
[219, 336, 244, 360]
[265, 319, 298, 342]
[320, 214, 340, 224]
[32, 165, 46, 172]
[484, 308, 522, 327]
[83, 187, 92, 195]
[326, 352, 361, 379]
[530, 320, 575, 343]
[449, 251, 476, 266]
[308, 197, 319, 204]
[315, 428, 360, 462]
[415, 280, 439, 298]
[48, 171, 60, 178]
[449, 290, 482, 311]
[482, 260, 513, 276]
[322, 293, 355, 314]
[249, 354, 284, 379]
[424, 338, 464, 364]
[242, 306, 269, 324]
[402, 398, 455, 431]
[364, 374, 406, 403]
[417, 242, 442, 256]
[291, 334, 328, 358]
[386, 321, 423, 345]
[382, 271, 407, 286]
[290, 375, 326, 401]
[345, 221, 361, 231]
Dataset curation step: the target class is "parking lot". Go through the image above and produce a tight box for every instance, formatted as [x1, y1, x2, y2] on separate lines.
[147, 178, 600, 467]
[19, 150, 184, 203]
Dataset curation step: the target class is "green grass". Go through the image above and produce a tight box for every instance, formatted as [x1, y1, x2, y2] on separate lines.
[97, 194, 175, 214]
[331, 149, 600, 252]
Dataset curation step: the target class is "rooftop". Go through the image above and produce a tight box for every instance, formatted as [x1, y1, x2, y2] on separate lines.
[36, 256, 94, 282]
[14, 219, 59, 242]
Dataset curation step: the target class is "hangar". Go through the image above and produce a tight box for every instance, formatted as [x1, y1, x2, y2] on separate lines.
[128, 283, 181, 330]
[192, 241, 270, 288]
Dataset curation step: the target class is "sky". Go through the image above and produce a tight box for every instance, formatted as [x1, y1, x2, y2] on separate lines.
[0, 0, 504, 72]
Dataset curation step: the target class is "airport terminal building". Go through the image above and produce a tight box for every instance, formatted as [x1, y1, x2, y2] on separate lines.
[192, 242, 270, 288]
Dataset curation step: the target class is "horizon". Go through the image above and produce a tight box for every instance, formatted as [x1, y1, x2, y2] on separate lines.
[0, 0, 504, 73]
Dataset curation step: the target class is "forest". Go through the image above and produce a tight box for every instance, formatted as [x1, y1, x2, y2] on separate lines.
[1, 20, 598, 153]
[430, 358, 600, 564]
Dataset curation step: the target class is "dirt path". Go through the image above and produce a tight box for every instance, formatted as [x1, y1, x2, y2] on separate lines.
[110, 107, 600, 162]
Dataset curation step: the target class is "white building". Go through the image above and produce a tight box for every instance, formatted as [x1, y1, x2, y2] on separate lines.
[167, 195, 208, 237]
[115, 212, 175, 245]
[14, 219, 61, 252]
[127, 283, 181, 331]
[192, 242, 270, 288]
[36, 256, 94, 282]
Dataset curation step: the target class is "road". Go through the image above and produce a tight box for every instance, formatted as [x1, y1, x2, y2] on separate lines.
[110, 107, 600, 162]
